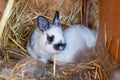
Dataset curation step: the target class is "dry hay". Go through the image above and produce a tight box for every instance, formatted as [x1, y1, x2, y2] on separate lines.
[85, 0, 99, 30]
[0, 0, 114, 80]
[0, 46, 118, 80]
[0, 59, 108, 80]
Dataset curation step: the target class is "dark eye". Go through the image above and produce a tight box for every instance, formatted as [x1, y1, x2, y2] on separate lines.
[47, 35, 54, 44]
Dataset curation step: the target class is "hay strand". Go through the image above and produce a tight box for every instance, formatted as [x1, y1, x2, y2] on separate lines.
[116, 38, 120, 61]
[104, 23, 107, 49]
[107, 36, 113, 51]
[0, 0, 15, 44]
[53, 55, 57, 77]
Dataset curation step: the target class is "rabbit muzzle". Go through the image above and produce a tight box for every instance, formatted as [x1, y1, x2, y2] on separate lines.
[54, 43, 66, 51]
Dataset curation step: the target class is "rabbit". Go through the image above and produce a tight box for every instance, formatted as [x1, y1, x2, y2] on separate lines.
[52, 25, 97, 66]
[27, 11, 66, 63]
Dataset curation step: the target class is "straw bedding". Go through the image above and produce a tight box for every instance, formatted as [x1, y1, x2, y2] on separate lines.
[0, 0, 119, 80]
[0, 46, 119, 80]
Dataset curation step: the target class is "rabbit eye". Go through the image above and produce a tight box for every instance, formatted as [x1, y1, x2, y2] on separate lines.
[47, 34, 54, 44]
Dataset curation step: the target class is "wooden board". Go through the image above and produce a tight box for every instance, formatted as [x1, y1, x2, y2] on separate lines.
[97, 0, 120, 62]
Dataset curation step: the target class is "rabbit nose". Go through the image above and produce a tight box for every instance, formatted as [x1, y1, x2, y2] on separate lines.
[54, 43, 66, 51]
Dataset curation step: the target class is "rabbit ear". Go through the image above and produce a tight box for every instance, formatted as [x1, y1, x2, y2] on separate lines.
[53, 11, 60, 26]
[37, 16, 50, 32]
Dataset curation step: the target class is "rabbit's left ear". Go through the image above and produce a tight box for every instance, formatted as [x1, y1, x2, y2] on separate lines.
[53, 11, 60, 26]
[37, 16, 50, 32]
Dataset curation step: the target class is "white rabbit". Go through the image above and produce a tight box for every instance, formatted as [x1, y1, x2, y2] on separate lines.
[52, 25, 97, 66]
[27, 11, 66, 63]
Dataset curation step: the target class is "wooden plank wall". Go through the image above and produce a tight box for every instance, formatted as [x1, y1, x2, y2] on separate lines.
[97, 0, 120, 62]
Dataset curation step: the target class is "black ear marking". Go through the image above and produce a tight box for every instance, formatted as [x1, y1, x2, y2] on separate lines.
[53, 11, 60, 26]
[37, 16, 50, 32]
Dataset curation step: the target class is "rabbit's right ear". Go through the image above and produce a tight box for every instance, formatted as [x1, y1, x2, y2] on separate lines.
[37, 16, 50, 32]
[53, 11, 60, 26]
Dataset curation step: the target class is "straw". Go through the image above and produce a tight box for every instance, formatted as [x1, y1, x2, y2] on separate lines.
[0, 0, 15, 44]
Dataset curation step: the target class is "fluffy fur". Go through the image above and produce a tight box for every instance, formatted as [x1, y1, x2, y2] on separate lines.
[52, 25, 97, 66]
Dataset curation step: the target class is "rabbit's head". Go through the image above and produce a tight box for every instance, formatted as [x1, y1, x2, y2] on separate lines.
[37, 11, 66, 54]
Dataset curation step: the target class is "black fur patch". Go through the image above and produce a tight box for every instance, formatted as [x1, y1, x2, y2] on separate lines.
[47, 34, 54, 44]
[54, 40, 66, 50]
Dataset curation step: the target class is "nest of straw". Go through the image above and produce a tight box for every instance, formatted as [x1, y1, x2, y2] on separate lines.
[0, 46, 118, 80]
[0, 0, 114, 80]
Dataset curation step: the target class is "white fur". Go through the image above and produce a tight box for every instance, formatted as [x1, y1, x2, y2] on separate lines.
[52, 25, 97, 66]
[27, 25, 65, 63]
